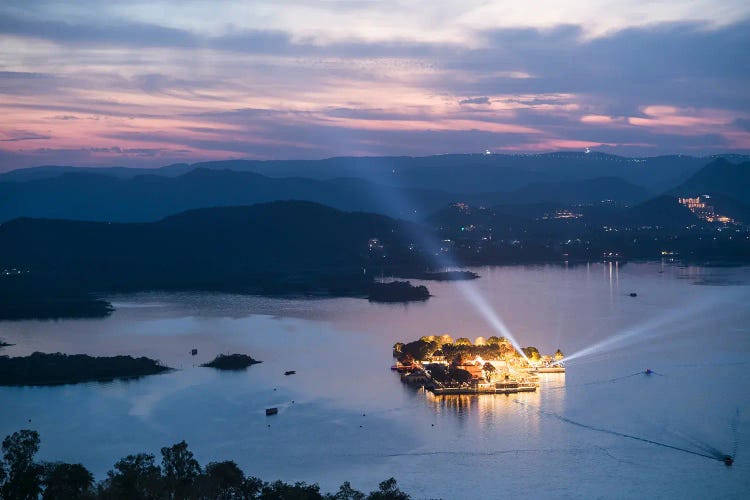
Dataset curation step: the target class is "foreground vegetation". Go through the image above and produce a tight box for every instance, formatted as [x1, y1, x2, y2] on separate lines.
[0, 430, 410, 499]
[0, 352, 170, 386]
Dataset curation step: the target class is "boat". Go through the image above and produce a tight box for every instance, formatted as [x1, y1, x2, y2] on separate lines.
[190, 348, 198, 356]
[284, 370, 296, 376]
[265, 407, 278, 416]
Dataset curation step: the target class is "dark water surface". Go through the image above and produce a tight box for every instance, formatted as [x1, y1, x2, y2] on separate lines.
[1, 262, 749, 498]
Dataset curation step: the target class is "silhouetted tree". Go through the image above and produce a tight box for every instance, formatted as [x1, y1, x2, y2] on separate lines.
[161, 441, 200, 499]
[365, 478, 409, 500]
[260, 480, 323, 499]
[448, 367, 473, 384]
[0, 430, 415, 500]
[102, 453, 162, 500]
[399, 339, 437, 361]
[330, 481, 365, 500]
[199, 461, 245, 499]
[42, 462, 94, 499]
[243, 476, 264, 499]
[424, 363, 449, 383]
[1, 429, 43, 500]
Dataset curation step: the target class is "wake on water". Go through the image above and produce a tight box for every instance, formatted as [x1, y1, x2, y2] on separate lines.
[514, 399, 734, 465]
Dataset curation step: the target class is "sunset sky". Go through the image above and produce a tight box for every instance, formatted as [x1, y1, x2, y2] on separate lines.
[1, 0, 749, 170]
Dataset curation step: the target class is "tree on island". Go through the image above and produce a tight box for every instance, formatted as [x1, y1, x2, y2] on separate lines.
[438, 334, 453, 345]
[449, 353, 467, 366]
[398, 353, 415, 365]
[399, 339, 438, 361]
[454, 338, 471, 346]
[424, 364, 449, 384]
[522, 347, 541, 361]
[483, 362, 496, 381]
[448, 367, 473, 384]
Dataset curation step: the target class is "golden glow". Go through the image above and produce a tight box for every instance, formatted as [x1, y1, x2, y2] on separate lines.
[678, 196, 736, 225]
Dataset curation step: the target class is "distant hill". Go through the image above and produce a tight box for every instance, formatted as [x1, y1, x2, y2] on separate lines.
[428, 194, 699, 238]
[620, 195, 698, 228]
[0, 168, 462, 223]
[668, 159, 750, 223]
[0, 169, 659, 224]
[0, 201, 423, 296]
[2, 152, 734, 192]
[671, 158, 750, 203]
[0, 164, 144, 182]
[499, 176, 651, 205]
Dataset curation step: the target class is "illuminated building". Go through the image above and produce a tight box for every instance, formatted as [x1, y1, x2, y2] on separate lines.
[678, 195, 736, 225]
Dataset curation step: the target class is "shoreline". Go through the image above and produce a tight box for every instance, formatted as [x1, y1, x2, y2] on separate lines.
[2, 258, 747, 322]
[0, 352, 172, 387]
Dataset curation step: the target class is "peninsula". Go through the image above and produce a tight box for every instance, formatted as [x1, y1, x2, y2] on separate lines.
[368, 281, 430, 302]
[0, 352, 170, 386]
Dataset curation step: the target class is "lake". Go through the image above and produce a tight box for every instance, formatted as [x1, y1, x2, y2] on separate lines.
[1, 261, 749, 498]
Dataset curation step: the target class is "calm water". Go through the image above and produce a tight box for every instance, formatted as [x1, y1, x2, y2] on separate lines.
[1, 262, 749, 498]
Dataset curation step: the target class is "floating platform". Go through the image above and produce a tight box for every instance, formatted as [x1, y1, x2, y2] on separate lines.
[265, 407, 278, 416]
[531, 367, 566, 373]
[429, 383, 537, 395]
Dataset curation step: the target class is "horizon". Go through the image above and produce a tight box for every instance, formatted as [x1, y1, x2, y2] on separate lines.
[1, 1, 749, 171]
[2, 149, 749, 175]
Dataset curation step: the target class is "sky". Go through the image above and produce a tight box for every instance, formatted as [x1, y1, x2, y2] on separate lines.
[0, 0, 749, 170]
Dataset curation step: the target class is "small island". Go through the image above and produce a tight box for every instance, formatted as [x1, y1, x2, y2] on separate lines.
[392, 335, 564, 395]
[0, 352, 170, 386]
[201, 354, 262, 370]
[368, 281, 430, 302]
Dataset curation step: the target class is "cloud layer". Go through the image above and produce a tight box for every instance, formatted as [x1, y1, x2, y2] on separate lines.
[0, 1, 749, 169]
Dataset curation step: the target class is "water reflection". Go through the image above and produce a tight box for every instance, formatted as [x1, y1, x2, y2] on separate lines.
[0, 263, 748, 498]
[422, 387, 545, 433]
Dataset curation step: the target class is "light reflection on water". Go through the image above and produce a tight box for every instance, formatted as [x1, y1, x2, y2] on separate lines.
[1, 262, 749, 498]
